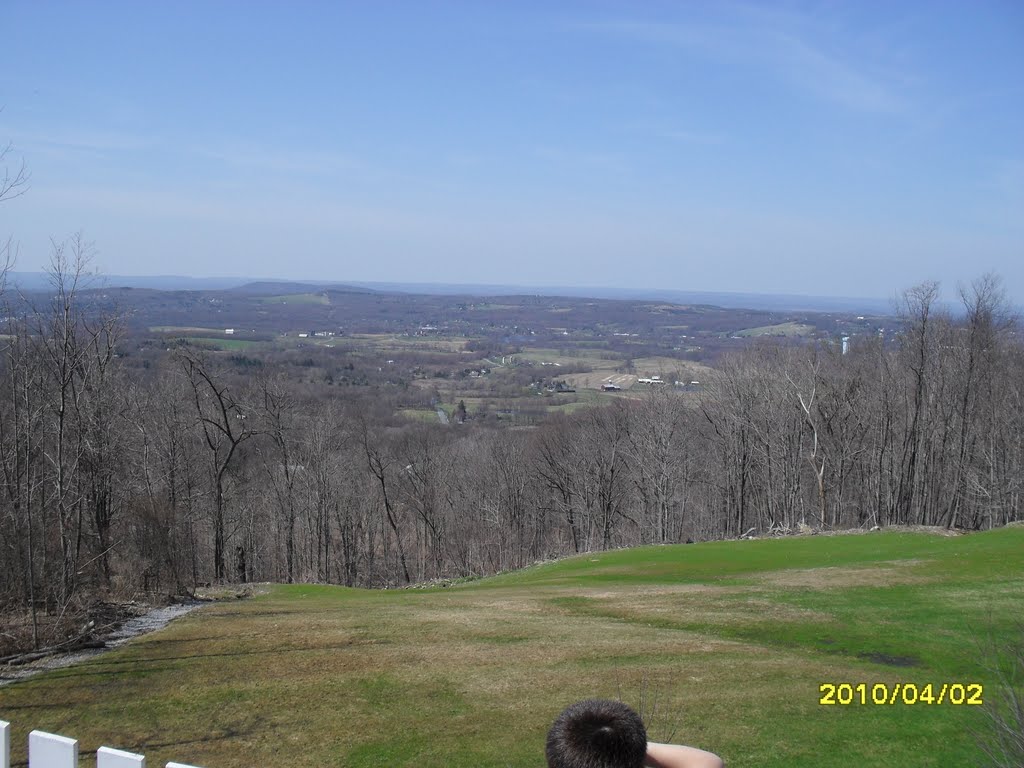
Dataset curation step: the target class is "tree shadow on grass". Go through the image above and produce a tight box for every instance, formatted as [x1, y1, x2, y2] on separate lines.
[1, 638, 373, 692]
[8, 719, 264, 768]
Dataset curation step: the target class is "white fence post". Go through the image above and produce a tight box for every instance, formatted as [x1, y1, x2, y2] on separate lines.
[29, 730, 78, 768]
[5, 723, 202, 768]
[1, 720, 10, 768]
[98, 746, 146, 767]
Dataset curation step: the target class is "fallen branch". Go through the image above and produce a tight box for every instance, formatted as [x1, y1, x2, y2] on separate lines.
[0, 634, 106, 666]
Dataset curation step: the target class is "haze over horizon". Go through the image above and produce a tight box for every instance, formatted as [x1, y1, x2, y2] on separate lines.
[3, 1, 1023, 303]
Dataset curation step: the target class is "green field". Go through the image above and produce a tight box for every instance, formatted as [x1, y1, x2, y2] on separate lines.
[733, 322, 816, 338]
[398, 408, 442, 422]
[2, 528, 1022, 767]
[180, 336, 267, 351]
[333, 334, 470, 353]
[515, 347, 621, 368]
[149, 326, 225, 334]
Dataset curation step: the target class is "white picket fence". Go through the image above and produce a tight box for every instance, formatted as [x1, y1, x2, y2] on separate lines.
[0, 720, 203, 768]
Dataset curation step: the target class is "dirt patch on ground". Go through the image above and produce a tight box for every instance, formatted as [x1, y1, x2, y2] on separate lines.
[758, 560, 931, 589]
[582, 584, 733, 599]
[857, 651, 921, 667]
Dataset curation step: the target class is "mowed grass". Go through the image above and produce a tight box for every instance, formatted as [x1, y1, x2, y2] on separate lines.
[2, 528, 1022, 767]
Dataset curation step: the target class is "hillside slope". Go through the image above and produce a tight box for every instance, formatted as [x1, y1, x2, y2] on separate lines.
[1, 528, 1022, 767]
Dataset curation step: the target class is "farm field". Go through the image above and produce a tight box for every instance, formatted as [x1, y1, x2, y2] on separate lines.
[2, 527, 1021, 767]
[568, 370, 637, 390]
[179, 336, 268, 351]
[733, 322, 816, 338]
[148, 326, 227, 334]
[327, 334, 472, 353]
[116, 284, 861, 428]
[515, 347, 620, 367]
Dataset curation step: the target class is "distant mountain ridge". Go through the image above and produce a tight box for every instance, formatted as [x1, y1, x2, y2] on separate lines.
[230, 281, 376, 295]
[5, 271, 895, 313]
[347, 281, 898, 314]
[6, 271, 247, 292]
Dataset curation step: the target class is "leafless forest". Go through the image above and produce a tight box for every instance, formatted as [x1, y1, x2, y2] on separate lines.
[1, 239, 1020, 652]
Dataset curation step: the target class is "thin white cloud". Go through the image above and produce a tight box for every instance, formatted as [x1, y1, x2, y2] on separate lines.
[193, 142, 357, 176]
[770, 31, 901, 112]
[653, 128, 725, 145]
[615, 119, 726, 147]
[14, 130, 159, 155]
[530, 145, 632, 175]
[33, 180, 447, 234]
[580, 7, 907, 114]
[11, 125, 360, 179]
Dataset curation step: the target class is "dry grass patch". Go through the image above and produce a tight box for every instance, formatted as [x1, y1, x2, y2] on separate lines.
[553, 587, 836, 630]
[758, 560, 933, 589]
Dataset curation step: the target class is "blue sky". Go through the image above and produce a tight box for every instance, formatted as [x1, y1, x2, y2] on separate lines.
[2, 1, 1023, 302]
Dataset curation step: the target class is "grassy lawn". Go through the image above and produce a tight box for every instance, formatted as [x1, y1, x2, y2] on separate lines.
[2, 528, 1022, 767]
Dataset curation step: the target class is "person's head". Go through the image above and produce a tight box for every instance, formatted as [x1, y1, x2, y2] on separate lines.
[546, 699, 648, 768]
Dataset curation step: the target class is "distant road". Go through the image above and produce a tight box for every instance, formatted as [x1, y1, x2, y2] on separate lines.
[437, 408, 449, 424]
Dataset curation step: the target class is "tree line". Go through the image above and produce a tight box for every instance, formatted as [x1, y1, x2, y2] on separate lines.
[1, 250, 1021, 649]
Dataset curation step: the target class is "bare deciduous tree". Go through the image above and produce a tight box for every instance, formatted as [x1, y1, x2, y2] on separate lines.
[179, 349, 256, 582]
[360, 418, 411, 585]
[256, 374, 302, 583]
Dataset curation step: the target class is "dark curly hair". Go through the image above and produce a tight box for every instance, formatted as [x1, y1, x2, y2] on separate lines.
[546, 699, 648, 768]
